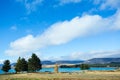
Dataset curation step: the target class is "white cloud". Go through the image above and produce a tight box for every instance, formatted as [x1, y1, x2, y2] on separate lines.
[67, 50, 120, 60]
[111, 10, 120, 30]
[5, 35, 39, 56]
[59, 0, 81, 5]
[41, 15, 108, 45]
[53, 0, 81, 7]
[5, 10, 120, 57]
[93, 0, 120, 10]
[0, 60, 4, 64]
[101, 0, 120, 10]
[10, 26, 17, 31]
[16, 0, 43, 14]
[41, 49, 120, 60]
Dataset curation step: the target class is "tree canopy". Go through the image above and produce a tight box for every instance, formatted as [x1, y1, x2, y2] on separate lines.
[21, 58, 28, 71]
[2, 60, 11, 72]
[15, 57, 28, 72]
[28, 53, 42, 72]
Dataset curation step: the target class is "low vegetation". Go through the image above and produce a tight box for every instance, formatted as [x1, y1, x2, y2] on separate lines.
[0, 71, 120, 80]
[80, 64, 90, 70]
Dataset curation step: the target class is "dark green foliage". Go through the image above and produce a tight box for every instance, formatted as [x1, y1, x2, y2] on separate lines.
[15, 57, 22, 72]
[89, 64, 107, 67]
[28, 53, 42, 72]
[15, 57, 28, 72]
[2, 60, 11, 72]
[80, 64, 90, 70]
[60, 64, 80, 68]
[109, 62, 120, 67]
[21, 58, 28, 71]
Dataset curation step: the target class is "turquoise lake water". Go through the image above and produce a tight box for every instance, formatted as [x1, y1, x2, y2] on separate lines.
[0, 67, 116, 74]
[39, 67, 116, 72]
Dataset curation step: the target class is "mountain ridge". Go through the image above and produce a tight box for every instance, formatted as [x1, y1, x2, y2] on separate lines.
[85, 58, 120, 64]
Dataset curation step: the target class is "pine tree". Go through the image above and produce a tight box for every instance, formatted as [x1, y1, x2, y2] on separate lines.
[21, 58, 28, 72]
[2, 60, 11, 73]
[15, 57, 22, 72]
[28, 53, 42, 72]
[15, 57, 28, 73]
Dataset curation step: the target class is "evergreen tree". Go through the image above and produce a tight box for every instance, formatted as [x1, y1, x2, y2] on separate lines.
[2, 60, 11, 73]
[21, 58, 28, 72]
[28, 53, 42, 72]
[15, 57, 28, 73]
[80, 64, 90, 70]
[15, 57, 22, 72]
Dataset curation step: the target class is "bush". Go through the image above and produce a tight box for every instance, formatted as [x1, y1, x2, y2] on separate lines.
[80, 64, 90, 70]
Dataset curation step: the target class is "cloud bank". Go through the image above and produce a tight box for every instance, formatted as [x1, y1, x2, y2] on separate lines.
[68, 50, 120, 60]
[44, 49, 120, 60]
[5, 9, 120, 57]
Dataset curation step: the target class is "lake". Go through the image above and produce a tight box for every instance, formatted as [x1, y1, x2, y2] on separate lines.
[0, 67, 116, 74]
[39, 67, 116, 72]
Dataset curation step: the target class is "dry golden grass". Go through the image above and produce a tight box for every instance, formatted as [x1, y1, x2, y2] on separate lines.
[0, 71, 120, 80]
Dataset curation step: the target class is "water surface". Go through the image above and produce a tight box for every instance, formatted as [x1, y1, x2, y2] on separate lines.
[0, 67, 116, 74]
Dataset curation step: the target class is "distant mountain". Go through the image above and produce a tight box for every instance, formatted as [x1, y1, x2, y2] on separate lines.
[41, 60, 84, 65]
[1, 58, 120, 66]
[56, 60, 84, 64]
[0, 60, 84, 67]
[0, 64, 3, 66]
[85, 58, 120, 64]
[0, 63, 16, 69]
[0, 64, 3, 69]
[41, 61, 55, 65]
[11, 63, 16, 66]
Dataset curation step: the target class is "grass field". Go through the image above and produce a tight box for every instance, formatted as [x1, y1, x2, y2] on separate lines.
[0, 71, 120, 80]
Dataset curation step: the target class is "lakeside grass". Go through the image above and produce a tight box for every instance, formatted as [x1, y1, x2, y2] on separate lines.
[0, 71, 120, 80]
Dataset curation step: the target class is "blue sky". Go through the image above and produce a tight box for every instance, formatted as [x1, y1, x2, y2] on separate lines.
[0, 0, 120, 63]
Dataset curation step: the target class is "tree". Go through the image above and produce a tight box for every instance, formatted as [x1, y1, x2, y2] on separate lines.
[2, 60, 11, 73]
[21, 58, 28, 72]
[15, 57, 22, 73]
[28, 53, 42, 72]
[15, 57, 28, 73]
[80, 64, 90, 70]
